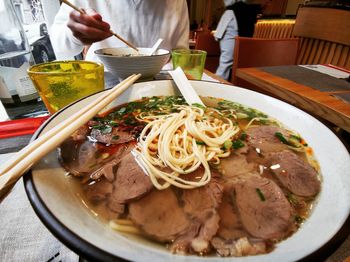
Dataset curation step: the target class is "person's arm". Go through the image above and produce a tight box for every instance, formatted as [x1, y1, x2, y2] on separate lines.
[50, 3, 84, 59]
[50, 3, 112, 60]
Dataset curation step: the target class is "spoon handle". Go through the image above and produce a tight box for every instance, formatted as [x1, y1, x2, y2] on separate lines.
[148, 38, 163, 56]
[169, 67, 205, 106]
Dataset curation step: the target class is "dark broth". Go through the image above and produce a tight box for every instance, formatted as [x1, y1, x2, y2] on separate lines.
[60, 96, 321, 257]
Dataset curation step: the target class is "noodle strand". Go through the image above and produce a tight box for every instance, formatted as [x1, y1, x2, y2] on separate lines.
[135, 105, 240, 189]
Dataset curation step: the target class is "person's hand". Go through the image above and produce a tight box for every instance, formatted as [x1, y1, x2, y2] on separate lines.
[67, 8, 113, 45]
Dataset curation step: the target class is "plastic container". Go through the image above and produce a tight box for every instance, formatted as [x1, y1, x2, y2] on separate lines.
[0, 0, 39, 109]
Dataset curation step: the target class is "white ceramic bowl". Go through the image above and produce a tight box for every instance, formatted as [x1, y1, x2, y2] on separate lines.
[95, 47, 170, 80]
[24, 80, 350, 262]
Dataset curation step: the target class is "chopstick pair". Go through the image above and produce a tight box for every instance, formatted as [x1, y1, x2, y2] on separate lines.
[0, 74, 141, 200]
[60, 0, 139, 52]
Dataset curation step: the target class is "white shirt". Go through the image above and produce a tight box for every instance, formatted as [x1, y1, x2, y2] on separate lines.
[51, 0, 189, 61]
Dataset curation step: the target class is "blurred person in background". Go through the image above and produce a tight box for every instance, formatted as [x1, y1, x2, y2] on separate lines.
[51, 0, 189, 61]
[214, 0, 262, 80]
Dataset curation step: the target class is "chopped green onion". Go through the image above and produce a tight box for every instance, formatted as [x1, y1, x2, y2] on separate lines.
[196, 141, 206, 146]
[275, 132, 289, 145]
[240, 132, 247, 141]
[223, 140, 233, 150]
[275, 132, 306, 148]
[236, 113, 248, 119]
[232, 139, 245, 149]
[295, 215, 304, 224]
[290, 134, 302, 142]
[100, 125, 113, 134]
[192, 103, 206, 110]
[256, 188, 266, 201]
[287, 193, 299, 206]
[92, 125, 113, 134]
[118, 107, 126, 114]
[108, 120, 119, 127]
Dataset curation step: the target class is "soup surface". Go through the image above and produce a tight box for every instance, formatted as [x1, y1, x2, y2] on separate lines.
[59, 96, 321, 257]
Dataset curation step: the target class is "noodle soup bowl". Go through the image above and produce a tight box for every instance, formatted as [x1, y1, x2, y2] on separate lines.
[24, 80, 350, 261]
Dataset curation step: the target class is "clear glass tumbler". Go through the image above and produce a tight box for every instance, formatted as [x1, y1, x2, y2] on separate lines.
[171, 49, 207, 80]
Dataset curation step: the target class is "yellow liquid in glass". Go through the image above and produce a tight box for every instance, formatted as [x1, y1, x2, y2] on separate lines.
[172, 50, 206, 80]
[28, 61, 104, 114]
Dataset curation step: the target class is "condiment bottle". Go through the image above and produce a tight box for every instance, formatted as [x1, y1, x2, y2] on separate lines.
[0, 0, 39, 114]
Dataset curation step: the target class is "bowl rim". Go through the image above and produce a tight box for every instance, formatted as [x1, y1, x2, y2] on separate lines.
[94, 47, 170, 58]
[24, 87, 122, 261]
[23, 80, 350, 262]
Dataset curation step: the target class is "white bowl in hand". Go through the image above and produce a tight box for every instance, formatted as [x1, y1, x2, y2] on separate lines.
[95, 47, 170, 80]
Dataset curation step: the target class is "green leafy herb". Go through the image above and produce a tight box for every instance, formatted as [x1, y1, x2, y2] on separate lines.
[217, 100, 268, 120]
[295, 215, 304, 224]
[106, 120, 118, 127]
[275, 132, 289, 145]
[100, 125, 113, 134]
[290, 134, 302, 142]
[287, 193, 299, 206]
[124, 117, 137, 126]
[92, 116, 104, 122]
[289, 135, 308, 147]
[196, 141, 206, 145]
[275, 132, 306, 148]
[256, 188, 266, 201]
[112, 135, 120, 140]
[223, 140, 232, 150]
[192, 103, 206, 110]
[118, 107, 127, 114]
[240, 132, 247, 141]
[232, 139, 245, 149]
[92, 125, 113, 134]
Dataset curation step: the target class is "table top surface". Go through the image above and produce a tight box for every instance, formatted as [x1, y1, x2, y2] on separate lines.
[235, 65, 350, 132]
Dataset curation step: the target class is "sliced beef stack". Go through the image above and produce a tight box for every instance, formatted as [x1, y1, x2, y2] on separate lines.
[233, 175, 295, 240]
[246, 126, 290, 154]
[107, 152, 153, 213]
[129, 174, 223, 254]
[90, 128, 134, 145]
[58, 123, 321, 257]
[267, 150, 320, 197]
[210, 173, 294, 257]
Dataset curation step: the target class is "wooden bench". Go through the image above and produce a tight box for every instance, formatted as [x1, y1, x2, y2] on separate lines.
[253, 7, 350, 69]
[253, 19, 295, 39]
[292, 6, 350, 68]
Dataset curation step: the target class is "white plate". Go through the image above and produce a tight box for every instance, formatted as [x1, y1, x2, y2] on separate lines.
[25, 80, 350, 262]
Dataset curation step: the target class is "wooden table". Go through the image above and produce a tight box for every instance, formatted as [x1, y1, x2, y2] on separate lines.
[235, 66, 350, 132]
[204, 69, 232, 85]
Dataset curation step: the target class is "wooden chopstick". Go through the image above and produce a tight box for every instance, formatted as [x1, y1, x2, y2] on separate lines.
[60, 0, 84, 14]
[60, 0, 139, 52]
[109, 30, 139, 52]
[0, 73, 141, 200]
[0, 74, 136, 175]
